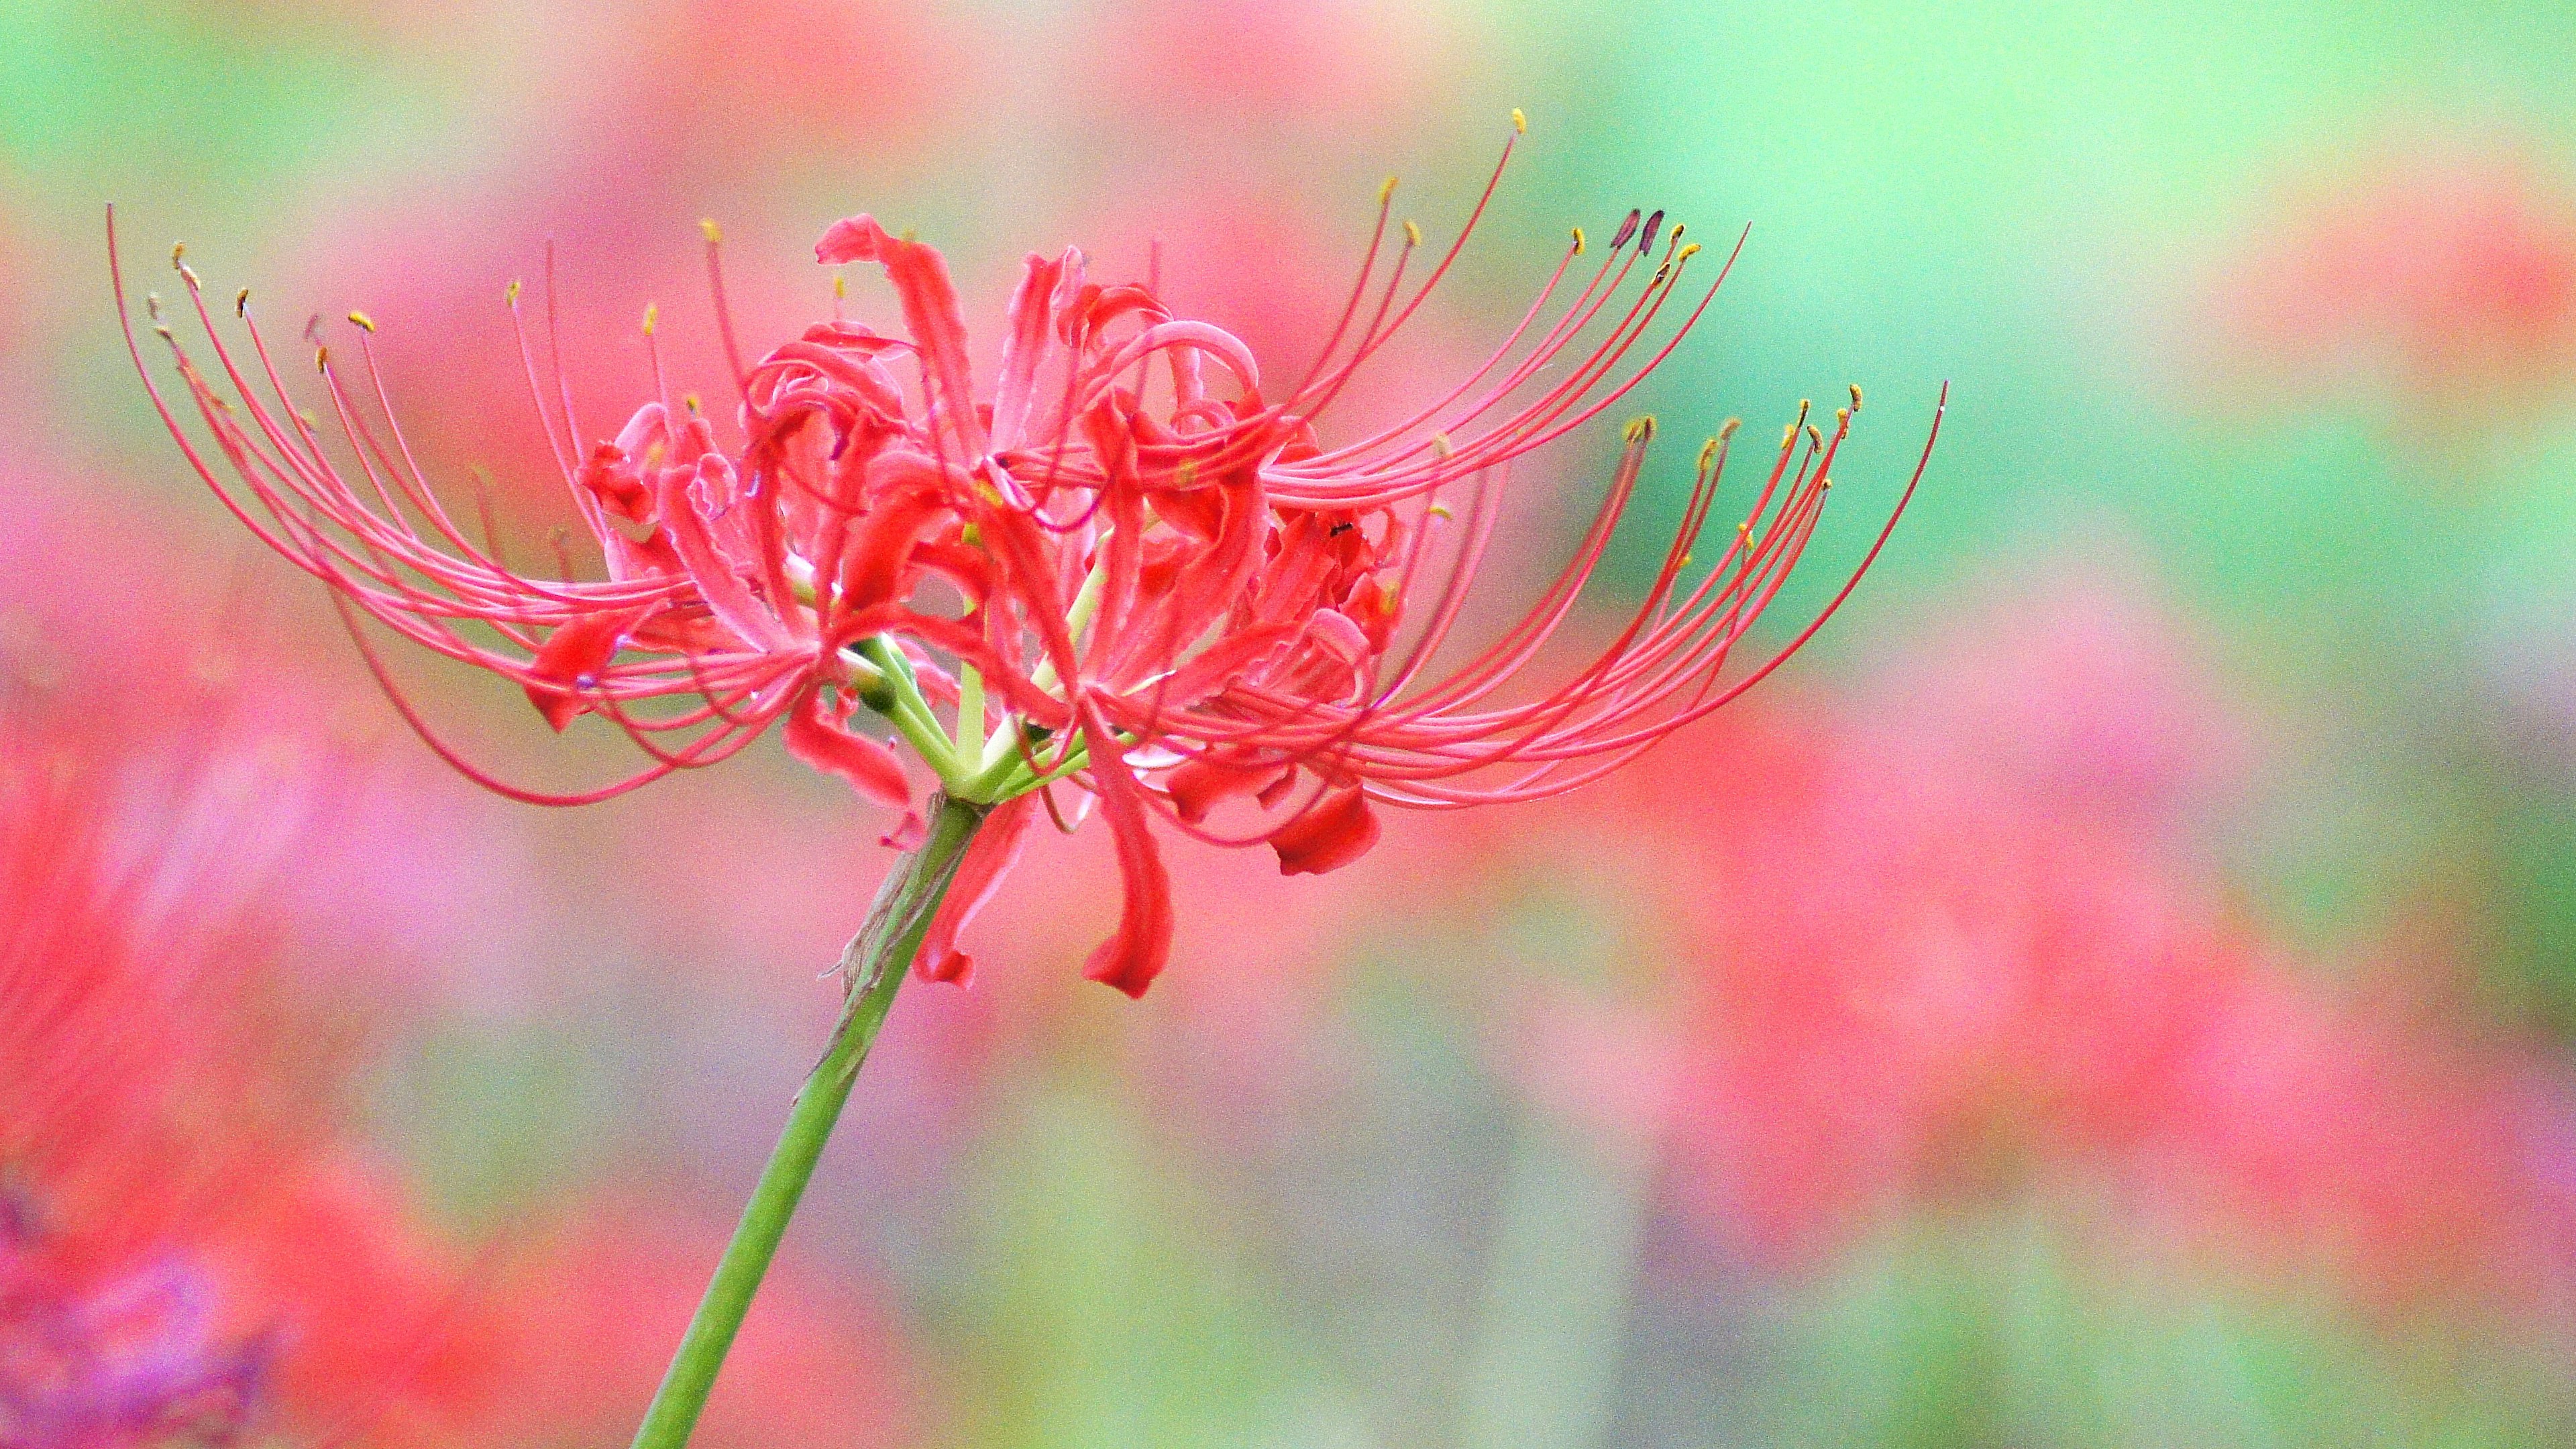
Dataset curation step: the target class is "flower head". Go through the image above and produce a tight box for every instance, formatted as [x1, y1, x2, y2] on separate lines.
[118, 120, 1941, 997]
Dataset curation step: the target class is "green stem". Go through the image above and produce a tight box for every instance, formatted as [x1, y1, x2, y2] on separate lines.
[628, 794, 987, 1449]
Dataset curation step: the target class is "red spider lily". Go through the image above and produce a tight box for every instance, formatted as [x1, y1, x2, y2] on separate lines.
[115, 118, 1941, 998]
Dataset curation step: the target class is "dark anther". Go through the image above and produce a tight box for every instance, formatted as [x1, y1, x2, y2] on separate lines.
[1328, 521, 1357, 537]
[1639, 209, 1665, 254]
[1609, 208, 1642, 250]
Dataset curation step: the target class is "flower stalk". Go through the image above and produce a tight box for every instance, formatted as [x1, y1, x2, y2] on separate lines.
[627, 792, 987, 1449]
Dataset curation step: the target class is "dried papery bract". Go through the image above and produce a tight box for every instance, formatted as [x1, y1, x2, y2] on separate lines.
[115, 117, 1941, 999]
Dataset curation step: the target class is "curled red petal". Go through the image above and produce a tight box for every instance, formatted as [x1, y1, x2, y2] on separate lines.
[1165, 750, 1293, 825]
[782, 686, 912, 810]
[879, 811, 928, 851]
[1255, 769, 1301, 811]
[916, 794, 1037, 987]
[814, 215, 888, 265]
[523, 607, 647, 731]
[812, 214, 985, 458]
[990, 250, 1070, 451]
[1269, 786, 1381, 876]
[574, 440, 653, 525]
[1077, 707, 1173, 998]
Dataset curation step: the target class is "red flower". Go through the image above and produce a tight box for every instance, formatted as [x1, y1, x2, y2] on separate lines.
[2203, 133, 2576, 417]
[0, 701, 920, 1449]
[0, 725, 485, 1449]
[118, 119, 1941, 998]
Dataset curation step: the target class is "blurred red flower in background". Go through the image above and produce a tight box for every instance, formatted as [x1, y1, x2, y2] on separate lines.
[1453, 562, 2576, 1320]
[2206, 132, 2576, 419]
[0, 712, 498, 1448]
[0, 708, 921, 1449]
[1076, 0, 1456, 127]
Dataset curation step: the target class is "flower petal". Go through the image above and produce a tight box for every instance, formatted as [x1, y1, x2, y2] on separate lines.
[1075, 704, 1173, 998]
[524, 607, 650, 731]
[782, 686, 912, 810]
[1269, 786, 1381, 875]
[813, 213, 985, 460]
[989, 250, 1071, 452]
[1163, 748, 1293, 824]
[916, 794, 1037, 987]
[657, 454, 794, 651]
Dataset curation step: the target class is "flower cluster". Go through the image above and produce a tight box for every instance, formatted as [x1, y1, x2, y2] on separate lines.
[1505, 572, 2569, 1307]
[118, 120, 1939, 996]
[1, 1196, 270, 1449]
[0, 695, 916, 1449]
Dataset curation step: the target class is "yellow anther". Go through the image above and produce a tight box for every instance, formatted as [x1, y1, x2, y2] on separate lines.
[1796, 398, 1811, 423]
[1428, 502, 1456, 521]
[833, 273, 848, 300]
[684, 392, 701, 415]
[641, 303, 658, 336]
[698, 217, 722, 245]
[1680, 552, 1694, 569]
[506, 278, 522, 305]
[1719, 417, 1742, 440]
[1511, 107, 1527, 134]
[347, 310, 375, 333]
[1821, 475, 1833, 490]
[1622, 415, 1657, 445]
[1378, 175, 1398, 207]
[1698, 437, 1719, 470]
[960, 521, 984, 548]
[169, 241, 185, 265]
[1781, 423, 1797, 447]
[1835, 406, 1849, 424]
[1431, 431, 1454, 460]
[234, 288, 250, 317]
[314, 344, 330, 371]
[176, 263, 199, 289]
[1677, 242, 1701, 262]
[1571, 225, 1587, 255]
[1849, 382, 1864, 411]
[1403, 219, 1421, 248]
[1806, 423, 1823, 448]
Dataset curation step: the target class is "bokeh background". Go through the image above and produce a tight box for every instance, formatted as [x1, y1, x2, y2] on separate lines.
[9, 1, 2576, 1445]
